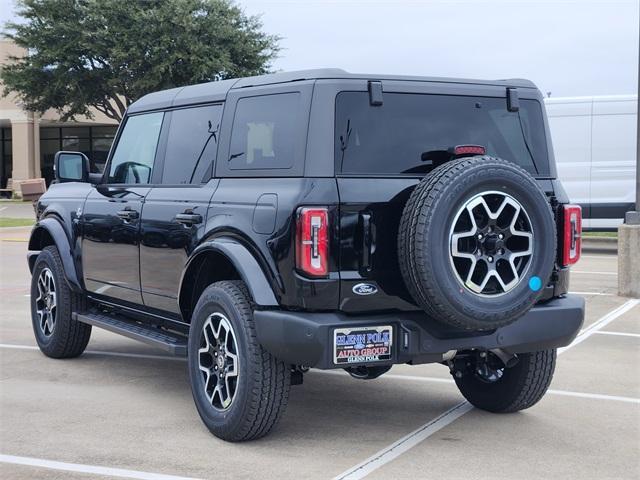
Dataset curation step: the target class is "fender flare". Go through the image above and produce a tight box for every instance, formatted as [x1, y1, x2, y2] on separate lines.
[28, 217, 83, 292]
[179, 237, 279, 311]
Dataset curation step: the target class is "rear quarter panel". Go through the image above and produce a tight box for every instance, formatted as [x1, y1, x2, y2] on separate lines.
[205, 177, 341, 310]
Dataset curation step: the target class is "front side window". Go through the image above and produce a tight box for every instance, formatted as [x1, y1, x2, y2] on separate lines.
[162, 105, 223, 184]
[228, 93, 300, 170]
[335, 92, 550, 176]
[108, 112, 164, 184]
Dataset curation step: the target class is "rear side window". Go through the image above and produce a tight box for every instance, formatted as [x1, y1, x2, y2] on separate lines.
[228, 93, 300, 170]
[162, 105, 223, 184]
[335, 92, 550, 176]
[108, 112, 164, 184]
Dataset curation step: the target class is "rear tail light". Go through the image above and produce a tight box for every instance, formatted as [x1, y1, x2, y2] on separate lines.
[451, 145, 486, 156]
[562, 204, 582, 266]
[296, 207, 329, 277]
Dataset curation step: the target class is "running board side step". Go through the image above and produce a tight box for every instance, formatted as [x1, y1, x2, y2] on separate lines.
[73, 312, 188, 356]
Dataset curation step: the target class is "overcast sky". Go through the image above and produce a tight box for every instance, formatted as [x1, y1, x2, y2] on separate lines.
[1, 0, 638, 97]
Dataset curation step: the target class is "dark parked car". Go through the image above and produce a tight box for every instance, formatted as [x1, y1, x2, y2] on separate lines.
[27, 69, 584, 441]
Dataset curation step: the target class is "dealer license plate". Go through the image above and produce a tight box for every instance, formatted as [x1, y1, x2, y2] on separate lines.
[333, 325, 393, 365]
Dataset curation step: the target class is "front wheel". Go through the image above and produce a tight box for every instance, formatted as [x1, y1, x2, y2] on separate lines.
[454, 349, 556, 413]
[30, 246, 92, 358]
[187, 281, 290, 441]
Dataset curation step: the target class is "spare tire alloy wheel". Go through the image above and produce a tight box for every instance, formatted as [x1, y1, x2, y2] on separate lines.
[450, 190, 533, 296]
[398, 156, 556, 331]
[35, 267, 57, 336]
[197, 312, 240, 411]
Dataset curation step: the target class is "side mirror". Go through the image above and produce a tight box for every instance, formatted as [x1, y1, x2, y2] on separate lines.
[54, 151, 90, 183]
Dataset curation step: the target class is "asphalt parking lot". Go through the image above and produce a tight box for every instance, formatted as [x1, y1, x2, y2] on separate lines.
[0, 217, 639, 479]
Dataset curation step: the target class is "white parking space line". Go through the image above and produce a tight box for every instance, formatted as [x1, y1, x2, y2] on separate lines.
[546, 390, 639, 404]
[0, 454, 202, 480]
[568, 291, 614, 296]
[560, 299, 640, 353]
[334, 297, 640, 480]
[316, 371, 639, 405]
[3, 345, 635, 406]
[0, 206, 7, 212]
[0, 343, 185, 362]
[571, 270, 617, 276]
[331, 402, 474, 480]
[594, 330, 640, 338]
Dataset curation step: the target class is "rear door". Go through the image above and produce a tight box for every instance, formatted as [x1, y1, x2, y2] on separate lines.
[139, 104, 224, 315]
[334, 82, 551, 312]
[82, 111, 164, 304]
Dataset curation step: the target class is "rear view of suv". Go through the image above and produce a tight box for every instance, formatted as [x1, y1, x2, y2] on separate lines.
[28, 69, 584, 441]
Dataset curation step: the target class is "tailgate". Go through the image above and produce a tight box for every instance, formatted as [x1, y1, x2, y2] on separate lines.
[337, 177, 420, 313]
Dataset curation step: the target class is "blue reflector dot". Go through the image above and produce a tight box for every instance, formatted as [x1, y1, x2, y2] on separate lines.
[529, 276, 542, 291]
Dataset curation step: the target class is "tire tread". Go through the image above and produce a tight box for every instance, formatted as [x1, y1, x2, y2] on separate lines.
[32, 246, 91, 359]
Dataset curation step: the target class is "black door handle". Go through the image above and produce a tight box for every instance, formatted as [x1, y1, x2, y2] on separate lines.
[116, 208, 139, 220]
[175, 213, 203, 225]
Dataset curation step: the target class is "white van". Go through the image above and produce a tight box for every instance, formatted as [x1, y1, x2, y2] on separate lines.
[545, 95, 637, 230]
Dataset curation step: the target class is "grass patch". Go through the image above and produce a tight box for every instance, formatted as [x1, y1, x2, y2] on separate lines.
[582, 231, 618, 238]
[0, 217, 35, 228]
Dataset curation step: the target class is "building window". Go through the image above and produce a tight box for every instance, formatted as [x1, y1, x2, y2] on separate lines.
[40, 125, 117, 184]
[0, 128, 12, 191]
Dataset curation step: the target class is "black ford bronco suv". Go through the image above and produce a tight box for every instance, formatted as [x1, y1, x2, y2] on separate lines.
[28, 69, 585, 441]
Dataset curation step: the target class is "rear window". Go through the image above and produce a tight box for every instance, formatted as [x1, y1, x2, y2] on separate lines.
[229, 93, 300, 170]
[335, 92, 549, 176]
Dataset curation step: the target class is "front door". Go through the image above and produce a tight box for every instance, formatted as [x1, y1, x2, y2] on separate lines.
[81, 111, 166, 305]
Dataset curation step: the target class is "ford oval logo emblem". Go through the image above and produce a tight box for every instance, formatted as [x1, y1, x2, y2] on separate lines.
[352, 283, 378, 295]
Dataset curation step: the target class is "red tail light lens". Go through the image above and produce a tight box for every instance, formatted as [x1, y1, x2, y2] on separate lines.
[562, 204, 582, 266]
[296, 207, 329, 277]
[452, 145, 486, 156]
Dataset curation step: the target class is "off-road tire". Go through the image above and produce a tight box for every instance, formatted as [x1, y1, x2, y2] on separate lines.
[454, 349, 556, 412]
[187, 281, 290, 442]
[398, 156, 556, 331]
[30, 245, 92, 358]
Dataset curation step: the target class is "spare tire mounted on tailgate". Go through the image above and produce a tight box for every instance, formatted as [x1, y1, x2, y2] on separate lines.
[398, 156, 556, 331]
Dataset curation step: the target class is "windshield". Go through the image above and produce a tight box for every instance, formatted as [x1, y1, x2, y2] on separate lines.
[335, 92, 550, 176]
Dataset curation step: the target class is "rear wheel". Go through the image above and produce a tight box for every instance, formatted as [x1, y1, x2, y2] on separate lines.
[454, 349, 556, 413]
[187, 281, 290, 441]
[30, 246, 92, 358]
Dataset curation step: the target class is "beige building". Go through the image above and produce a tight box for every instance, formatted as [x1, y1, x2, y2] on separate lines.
[0, 40, 119, 194]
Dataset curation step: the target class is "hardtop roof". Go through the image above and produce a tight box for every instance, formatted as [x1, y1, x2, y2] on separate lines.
[127, 68, 538, 114]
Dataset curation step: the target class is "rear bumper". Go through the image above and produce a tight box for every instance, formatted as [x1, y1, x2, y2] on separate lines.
[254, 294, 585, 369]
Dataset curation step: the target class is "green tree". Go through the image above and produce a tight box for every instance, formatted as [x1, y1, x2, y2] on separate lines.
[1, 0, 280, 121]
